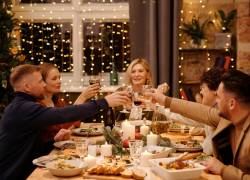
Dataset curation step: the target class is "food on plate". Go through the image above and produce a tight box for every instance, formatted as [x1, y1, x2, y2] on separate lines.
[195, 153, 211, 161]
[168, 123, 190, 133]
[159, 160, 195, 170]
[175, 140, 202, 148]
[72, 127, 102, 136]
[103, 156, 133, 166]
[53, 140, 75, 149]
[161, 132, 191, 142]
[87, 164, 125, 175]
[151, 121, 169, 134]
[180, 152, 202, 161]
[53, 160, 76, 170]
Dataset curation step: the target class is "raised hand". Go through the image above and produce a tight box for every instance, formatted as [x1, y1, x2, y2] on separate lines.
[105, 91, 131, 107]
[156, 82, 170, 94]
[75, 84, 100, 104]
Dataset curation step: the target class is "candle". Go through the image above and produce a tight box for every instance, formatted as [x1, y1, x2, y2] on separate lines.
[122, 120, 135, 140]
[140, 125, 150, 136]
[88, 145, 97, 157]
[100, 142, 112, 157]
[140, 150, 153, 167]
[84, 155, 96, 168]
[147, 132, 158, 146]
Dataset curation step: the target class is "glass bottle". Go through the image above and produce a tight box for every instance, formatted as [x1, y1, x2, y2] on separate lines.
[110, 62, 118, 85]
[104, 107, 115, 129]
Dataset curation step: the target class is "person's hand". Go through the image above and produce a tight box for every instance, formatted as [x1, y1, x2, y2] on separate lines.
[204, 157, 225, 175]
[75, 84, 100, 104]
[105, 91, 131, 107]
[156, 83, 169, 94]
[144, 91, 167, 106]
[54, 129, 71, 142]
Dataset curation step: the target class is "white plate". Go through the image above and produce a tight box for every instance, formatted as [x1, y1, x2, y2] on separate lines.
[149, 158, 205, 180]
[46, 159, 87, 177]
[33, 155, 55, 167]
[53, 140, 75, 149]
[145, 146, 173, 159]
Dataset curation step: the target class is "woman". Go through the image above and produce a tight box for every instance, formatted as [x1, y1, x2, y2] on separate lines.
[39, 63, 100, 151]
[124, 58, 169, 93]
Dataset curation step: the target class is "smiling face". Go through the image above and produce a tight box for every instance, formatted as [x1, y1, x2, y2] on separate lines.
[44, 68, 61, 94]
[130, 63, 149, 87]
[200, 83, 217, 106]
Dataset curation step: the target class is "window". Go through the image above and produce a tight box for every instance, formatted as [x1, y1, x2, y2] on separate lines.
[13, 0, 129, 92]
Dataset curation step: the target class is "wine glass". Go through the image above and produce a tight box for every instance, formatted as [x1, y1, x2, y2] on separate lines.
[142, 85, 154, 110]
[120, 85, 133, 113]
[129, 140, 143, 165]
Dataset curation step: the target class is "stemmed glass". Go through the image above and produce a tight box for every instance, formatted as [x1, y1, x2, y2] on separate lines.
[129, 140, 143, 165]
[120, 85, 133, 113]
[142, 85, 154, 110]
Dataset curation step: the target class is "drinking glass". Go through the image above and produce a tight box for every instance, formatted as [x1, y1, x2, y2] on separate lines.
[75, 138, 88, 160]
[89, 75, 101, 99]
[129, 140, 143, 165]
[142, 85, 154, 110]
[120, 85, 133, 113]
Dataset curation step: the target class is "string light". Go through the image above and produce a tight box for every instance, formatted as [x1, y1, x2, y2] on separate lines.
[179, 0, 236, 99]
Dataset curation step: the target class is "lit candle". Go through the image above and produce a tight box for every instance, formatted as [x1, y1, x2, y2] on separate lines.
[88, 145, 97, 157]
[100, 142, 112, 157]
[140, 150, 153, 167]
[84, 155, 96, 168]
[147, 132, 158, 146]
[140, 125, 150, 136]
[122, 120, 135, 140]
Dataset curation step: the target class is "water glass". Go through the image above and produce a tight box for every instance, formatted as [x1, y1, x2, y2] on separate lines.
[129, 140, 143, 163]
[75, 138, 88, 160]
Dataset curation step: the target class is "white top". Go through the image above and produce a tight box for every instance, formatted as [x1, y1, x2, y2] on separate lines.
[159, 107, 214, 155]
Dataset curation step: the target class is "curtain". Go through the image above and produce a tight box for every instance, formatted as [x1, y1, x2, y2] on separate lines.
[129, 0, 181, 97]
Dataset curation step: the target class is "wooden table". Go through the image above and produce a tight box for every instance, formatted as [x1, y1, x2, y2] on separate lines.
[27, 124, 222, 180]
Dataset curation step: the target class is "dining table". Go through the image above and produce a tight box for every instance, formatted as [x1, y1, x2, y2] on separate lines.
[27, 123, 222, 180]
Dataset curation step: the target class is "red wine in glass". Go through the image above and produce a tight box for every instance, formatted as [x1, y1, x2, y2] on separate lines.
[134, 100, 142, 106]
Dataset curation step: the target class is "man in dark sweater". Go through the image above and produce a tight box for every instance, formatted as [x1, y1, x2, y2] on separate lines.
[0, 64, 130, 180]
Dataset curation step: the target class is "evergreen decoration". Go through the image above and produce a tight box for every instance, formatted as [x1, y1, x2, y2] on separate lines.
[216, 9, 237, 33]
[181, 16, 210, 46]
[0, 0, 20, 114]
[103, 126, 129, 155]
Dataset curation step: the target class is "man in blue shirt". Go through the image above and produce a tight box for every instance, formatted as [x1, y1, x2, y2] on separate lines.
[0, 64, 130, 180]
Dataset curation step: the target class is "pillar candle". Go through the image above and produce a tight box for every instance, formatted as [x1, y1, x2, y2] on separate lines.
[122, 120, 135, 140]
[84, 155, 96, 168]
[147, 132, 158, 146]
[100, 142, 112, 157]
[88, 145, 97, 157]
[140, 125, 150, 136]
[140, 150, 153, 167]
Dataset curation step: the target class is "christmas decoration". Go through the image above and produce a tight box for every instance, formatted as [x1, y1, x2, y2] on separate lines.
[0, 0, 20, 114]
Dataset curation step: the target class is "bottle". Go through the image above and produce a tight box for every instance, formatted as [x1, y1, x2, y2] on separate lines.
[110, 62, 118, 85]
[104, 107, 115, 129]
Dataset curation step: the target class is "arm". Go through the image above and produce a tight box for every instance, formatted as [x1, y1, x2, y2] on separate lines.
[222, 165, 250, 180]
[169, 98, 221, 128]
[74, 84, 100, 104]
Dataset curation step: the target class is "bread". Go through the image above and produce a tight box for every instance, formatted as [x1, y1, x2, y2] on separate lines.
[132, 168, 146, 180]
[120, 169, 133, 178]
[181, 152, 202, 161]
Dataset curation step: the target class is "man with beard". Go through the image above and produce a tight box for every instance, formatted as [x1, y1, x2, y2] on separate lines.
[149, 69, 250, 180]
[0, 64, 130, 180]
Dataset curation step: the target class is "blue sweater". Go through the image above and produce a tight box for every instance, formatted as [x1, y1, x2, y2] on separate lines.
[0, 92, 108, 180]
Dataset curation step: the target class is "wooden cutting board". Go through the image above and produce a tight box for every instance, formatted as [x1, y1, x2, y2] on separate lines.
[83, 172, 135, 180]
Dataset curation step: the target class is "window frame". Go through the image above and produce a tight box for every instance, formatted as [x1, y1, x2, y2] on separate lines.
[13, 0, 129, 92]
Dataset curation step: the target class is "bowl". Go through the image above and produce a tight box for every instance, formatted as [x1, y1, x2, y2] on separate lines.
[149, 157, 205, 180]
[46, 159, 87, 177]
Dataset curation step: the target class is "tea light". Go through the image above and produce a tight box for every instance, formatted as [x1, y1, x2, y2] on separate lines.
[140, 125, 150, 136]
[88, 145, 97, 157]
[100, 142, 112, 157]
[84, 155, 96, 168]
[140, 150, 153, 167]
[147, 132, 158, 146]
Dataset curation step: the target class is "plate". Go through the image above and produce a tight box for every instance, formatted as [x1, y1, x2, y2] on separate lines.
[174, 143, 203, 152]
[149, 158, 205, 180]
[145, 146, 173, 159]
[33, 155, 55, 167]
[46, 159, 87, 177]
[53, 140, 75, 149]
[72, 127, 103, 137]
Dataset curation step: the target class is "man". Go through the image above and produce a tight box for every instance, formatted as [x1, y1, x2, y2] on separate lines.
[150, 69, 250, 180]
[0, 64, 130, 180]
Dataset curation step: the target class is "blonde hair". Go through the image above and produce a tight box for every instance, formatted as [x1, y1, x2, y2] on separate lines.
[124, 58, 153, 85]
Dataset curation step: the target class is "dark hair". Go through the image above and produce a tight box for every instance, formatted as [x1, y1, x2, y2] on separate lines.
[10, 64, 40, 87]
[200, 68, 225, 91]
[39, 62, 57, 82]
[221, 69, 250, 105]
